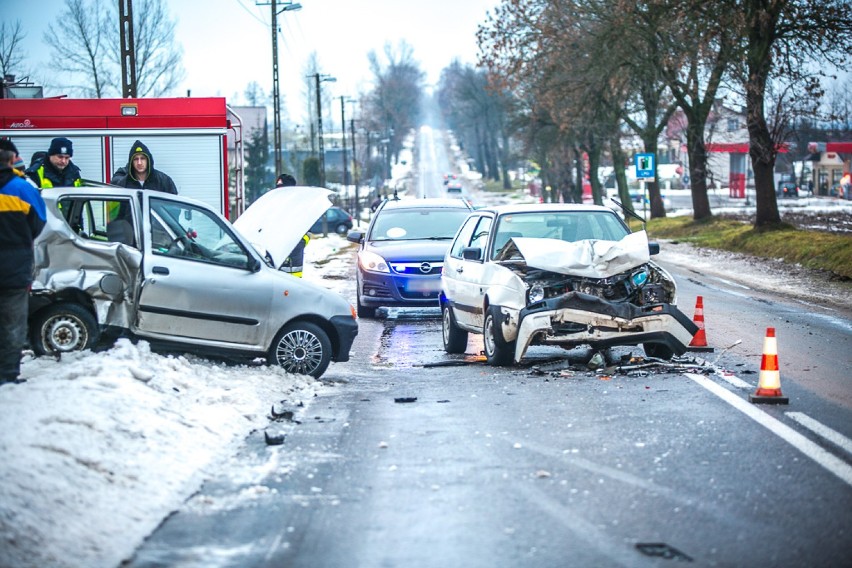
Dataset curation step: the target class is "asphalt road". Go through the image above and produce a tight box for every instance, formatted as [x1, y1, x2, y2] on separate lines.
[129, 289, 852, 567]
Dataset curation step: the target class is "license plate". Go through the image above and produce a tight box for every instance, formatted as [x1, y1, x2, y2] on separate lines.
[405, 278, 441, 292]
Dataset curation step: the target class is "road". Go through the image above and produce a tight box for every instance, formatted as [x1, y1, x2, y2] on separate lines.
[129, 260, 852, 568]
[127, 129, 852, 568]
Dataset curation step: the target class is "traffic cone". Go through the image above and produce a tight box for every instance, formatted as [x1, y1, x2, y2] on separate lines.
[749, 327, 789, 404]
[687, 296, 714, 352]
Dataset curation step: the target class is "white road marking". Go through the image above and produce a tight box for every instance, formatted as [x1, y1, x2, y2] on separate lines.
[685, 373, 852, 487]
[713, 370, 752, 389]
[786, 412, 852, 456]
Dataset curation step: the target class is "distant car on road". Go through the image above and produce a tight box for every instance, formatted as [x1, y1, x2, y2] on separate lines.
[440, 203, 697, 365]
[446, 181, 463, 194]
[777, 175, 799, 198]
[347, 196, 473, 318]
[310, 206, 353, 235]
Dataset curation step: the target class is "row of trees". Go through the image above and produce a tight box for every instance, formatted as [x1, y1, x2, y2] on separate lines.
[472, 0, 852, 227]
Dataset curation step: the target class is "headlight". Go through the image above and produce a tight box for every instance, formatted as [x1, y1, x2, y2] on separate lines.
[528, 284, 545, 304]
[631, 268, 649, 287]
[358, 250, 390, 273]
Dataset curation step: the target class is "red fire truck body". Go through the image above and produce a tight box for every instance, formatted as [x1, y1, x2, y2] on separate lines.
[0, 97, 243, 218]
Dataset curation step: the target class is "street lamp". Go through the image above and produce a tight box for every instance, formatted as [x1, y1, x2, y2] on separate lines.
[339, 96, 354, 203]
[268, 1, 301, 178]
[311, 73, 336, 187]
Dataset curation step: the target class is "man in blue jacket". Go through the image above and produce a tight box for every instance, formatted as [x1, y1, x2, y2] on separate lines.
[111, 140, 177, 194]
[0, 139, 46, 385]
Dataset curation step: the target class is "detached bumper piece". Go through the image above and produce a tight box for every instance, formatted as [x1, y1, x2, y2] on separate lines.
[515, 291, 699, 361]
[329, 314, 359, 362]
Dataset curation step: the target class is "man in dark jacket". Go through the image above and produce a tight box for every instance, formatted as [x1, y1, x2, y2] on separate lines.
[0, 140, 46, 384]
[25, 137, 82, 189]
[111, 140, 177, 194]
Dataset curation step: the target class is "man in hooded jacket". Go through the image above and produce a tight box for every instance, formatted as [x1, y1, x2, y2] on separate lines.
[111, 140, 178, 194]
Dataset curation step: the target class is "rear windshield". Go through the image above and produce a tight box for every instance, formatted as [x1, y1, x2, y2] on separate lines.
[370, 208, 470, 241]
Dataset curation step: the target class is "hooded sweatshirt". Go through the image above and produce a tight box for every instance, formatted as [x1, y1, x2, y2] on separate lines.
[111, 140, 178, 194]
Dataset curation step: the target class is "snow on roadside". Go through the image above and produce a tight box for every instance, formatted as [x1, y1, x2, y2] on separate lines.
[0, 340, 327, 568]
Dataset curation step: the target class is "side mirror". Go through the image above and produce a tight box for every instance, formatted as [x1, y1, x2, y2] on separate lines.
[347, 231, 364, 244]
[248, 257, 262, 272]
[648, 242, 660, 255]
[462, 247, 481, 261]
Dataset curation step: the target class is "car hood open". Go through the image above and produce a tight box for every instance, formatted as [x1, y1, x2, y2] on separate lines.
[508, 230, 650, 279]
[233, 186, 332, 270]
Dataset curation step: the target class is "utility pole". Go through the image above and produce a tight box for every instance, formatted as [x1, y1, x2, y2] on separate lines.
[261, 1, 301, 178]
[312, 73, 336, 187]
[118, 0, 137, 98]
[340, 96, 349, 190]
[350, 117, 359, 222]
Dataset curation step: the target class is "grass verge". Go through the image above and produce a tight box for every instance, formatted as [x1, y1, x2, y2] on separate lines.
[634, 216, 852, 280]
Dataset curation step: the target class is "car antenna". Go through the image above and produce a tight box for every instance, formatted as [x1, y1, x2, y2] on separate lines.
[610, 197, 647, 231]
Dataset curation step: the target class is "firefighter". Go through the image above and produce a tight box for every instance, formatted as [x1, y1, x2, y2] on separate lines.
[111, 140, 177, 194]
[25, 137, 83, 189]
[276, 173, 309, 277]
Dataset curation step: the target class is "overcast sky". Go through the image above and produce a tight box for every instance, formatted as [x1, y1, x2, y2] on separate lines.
[16, 0, 500, 124]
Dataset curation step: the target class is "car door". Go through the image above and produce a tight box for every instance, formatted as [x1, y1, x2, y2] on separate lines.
[443, 214, 492, 330]
[135, 194, 272, 347]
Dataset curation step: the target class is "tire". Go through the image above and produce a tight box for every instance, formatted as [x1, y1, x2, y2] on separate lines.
[30, 303, 100, 356]
[357, 296, 377, 319]
[335, 223, 349, 235]
[643, 342, 674, 360]
[442, 304, 468, 353]
[268, 321, 332, 378]
[483, 305, 515, 366]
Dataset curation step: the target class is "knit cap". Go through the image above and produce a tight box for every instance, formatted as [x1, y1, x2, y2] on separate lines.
[48, 137, 74, 157]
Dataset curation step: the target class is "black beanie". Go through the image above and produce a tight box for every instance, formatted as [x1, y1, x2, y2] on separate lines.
[0, 137, 19, 155]
[48, 137, 74, 157]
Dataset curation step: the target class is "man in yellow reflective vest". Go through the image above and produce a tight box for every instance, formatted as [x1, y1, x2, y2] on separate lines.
[25, 137, 83, 189]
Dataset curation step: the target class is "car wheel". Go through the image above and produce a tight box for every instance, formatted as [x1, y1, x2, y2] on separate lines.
[335, 223, 349, 235]
[442, 304, 468, 353]
[356, 296, 377, 319]
[268, 321, 332, 378]
[30, 303, 100, 356]
[483, 305, 514, 366]
[643, 342, 674, 360]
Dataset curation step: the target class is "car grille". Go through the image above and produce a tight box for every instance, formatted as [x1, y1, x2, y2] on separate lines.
[390, 261, 443, 276]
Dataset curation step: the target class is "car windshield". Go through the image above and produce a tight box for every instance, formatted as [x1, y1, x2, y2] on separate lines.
[491, 211, 629, 260]
[370, 208, 470, 241]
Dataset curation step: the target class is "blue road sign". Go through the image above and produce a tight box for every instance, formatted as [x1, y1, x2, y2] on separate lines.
[635, 153, 656, 180]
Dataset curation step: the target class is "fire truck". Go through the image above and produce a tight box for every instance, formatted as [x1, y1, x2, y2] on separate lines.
[0, 97, 246, 218]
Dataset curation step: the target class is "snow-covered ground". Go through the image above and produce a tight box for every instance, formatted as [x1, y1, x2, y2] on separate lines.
[0, 236, 354, 568]
[1, 171, 849, 567]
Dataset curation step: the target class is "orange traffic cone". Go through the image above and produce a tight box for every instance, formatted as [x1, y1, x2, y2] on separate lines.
[749, 327, 789, 404]
[687, 296, 714, 352]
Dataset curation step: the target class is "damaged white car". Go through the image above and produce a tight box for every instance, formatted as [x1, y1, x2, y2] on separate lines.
[28, 185, 358, 378]
[440, 204, 697, 365]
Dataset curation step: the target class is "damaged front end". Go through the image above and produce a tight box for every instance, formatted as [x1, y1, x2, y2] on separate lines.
[495, 233, 698, 361]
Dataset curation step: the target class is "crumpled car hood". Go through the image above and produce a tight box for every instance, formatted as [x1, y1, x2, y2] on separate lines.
[233, 186, 332, 269]
[509, 230, 650, 279]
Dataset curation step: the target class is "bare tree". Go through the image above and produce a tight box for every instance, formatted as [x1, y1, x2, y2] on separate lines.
[111, 0, 185, 97]
[43, 0, 113, 97]
[43, 0, 184, 98]
[0, 20, 27, 81]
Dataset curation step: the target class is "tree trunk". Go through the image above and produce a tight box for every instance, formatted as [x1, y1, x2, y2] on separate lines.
[500, 129, 512, 190]
[610, 138, 634, 215]
[640, 135, 666, 218]
[586, 139, 604, 206]
[685, 118, 712, 220]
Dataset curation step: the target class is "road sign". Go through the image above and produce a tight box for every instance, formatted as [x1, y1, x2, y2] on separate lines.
[635, 153, 656, 181]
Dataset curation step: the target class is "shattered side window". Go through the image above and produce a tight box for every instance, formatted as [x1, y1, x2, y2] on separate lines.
[58, 197, 137, 248]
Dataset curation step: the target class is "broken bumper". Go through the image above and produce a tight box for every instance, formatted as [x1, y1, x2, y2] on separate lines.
[513, 291, 699, 362]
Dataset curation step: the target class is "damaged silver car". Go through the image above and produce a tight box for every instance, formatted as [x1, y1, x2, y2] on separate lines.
[440, 204, 697, 365]
[28, 185, 358, 378]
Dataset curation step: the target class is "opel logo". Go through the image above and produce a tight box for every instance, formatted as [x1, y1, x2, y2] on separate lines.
[419, 262, 432, 274]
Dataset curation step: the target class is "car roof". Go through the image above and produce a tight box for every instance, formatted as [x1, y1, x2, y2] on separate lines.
[377, 196, 473, 211]
[473, 203, 619, 216]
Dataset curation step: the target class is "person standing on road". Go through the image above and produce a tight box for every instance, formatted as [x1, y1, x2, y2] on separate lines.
[0, 140, 46, 385]
[111, 140, 178, 194]
[25, 137, 82, 189]
[276, 173, 310, 277]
